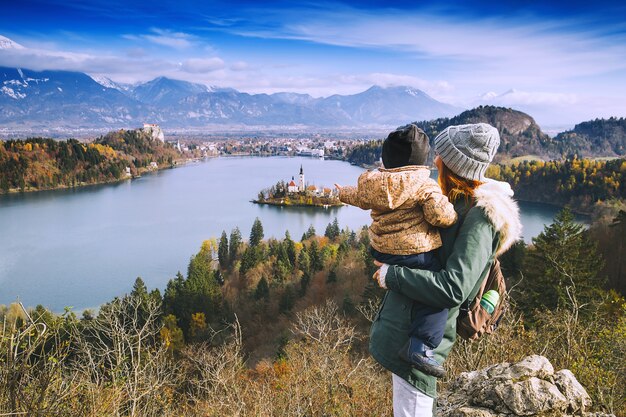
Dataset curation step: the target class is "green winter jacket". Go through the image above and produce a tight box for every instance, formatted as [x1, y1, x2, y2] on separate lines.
[368, 179, 522, 398]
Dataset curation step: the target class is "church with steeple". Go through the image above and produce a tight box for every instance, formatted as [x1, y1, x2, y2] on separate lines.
[298, 165, 305, 192]
[286, 165, 306, 194]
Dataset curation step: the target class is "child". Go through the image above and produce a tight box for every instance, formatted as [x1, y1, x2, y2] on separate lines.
[335, 124, 457, 378]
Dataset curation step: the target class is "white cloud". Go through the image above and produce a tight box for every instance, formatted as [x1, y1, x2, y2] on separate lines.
[337, 73, 453, 96]
[232, 8, 626, 85]
[230, 61, 249, 71]
[125, 28, 196, 49]
[481, 89, 579, 106]
[180, 57, 225, 73]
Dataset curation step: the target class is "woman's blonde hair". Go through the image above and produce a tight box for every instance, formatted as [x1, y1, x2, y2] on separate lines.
[435, 156, 483, 203]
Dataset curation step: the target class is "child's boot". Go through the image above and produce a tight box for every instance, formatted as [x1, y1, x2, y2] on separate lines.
[398, 337, 446, 378]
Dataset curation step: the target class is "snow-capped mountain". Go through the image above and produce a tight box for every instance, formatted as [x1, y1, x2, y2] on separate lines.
[0, 66, 462, 129]
[129, 76, 212, 106]
[0, 67, 153, 127]
[0, 35, 25, 50]
[316, 85, 461, 125]
[89, 75, 133, 92]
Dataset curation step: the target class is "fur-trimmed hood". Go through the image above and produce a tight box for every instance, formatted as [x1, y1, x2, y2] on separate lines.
[473, 179, 522, 255]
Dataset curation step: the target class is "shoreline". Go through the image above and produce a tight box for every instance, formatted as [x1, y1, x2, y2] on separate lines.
[1, 157, 204, 195]
[2, 154, 613, 216]
[252, 199, 344, 208]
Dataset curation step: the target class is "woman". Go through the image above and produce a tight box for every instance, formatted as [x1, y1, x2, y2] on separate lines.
[369, 123, 522, 416]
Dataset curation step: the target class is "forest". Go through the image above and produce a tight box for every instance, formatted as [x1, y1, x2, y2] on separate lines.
[1, 208, 624, 416]
[0, 129, 182, 193]
[486, 157, 626, 213]
[551, 117, 626, 157]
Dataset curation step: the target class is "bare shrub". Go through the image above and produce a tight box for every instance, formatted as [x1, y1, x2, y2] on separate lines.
[178, 317, 258, 415]
[0, 303, 76, 416]
[73, 295, 178, 417]
[270, 300, 390, 416]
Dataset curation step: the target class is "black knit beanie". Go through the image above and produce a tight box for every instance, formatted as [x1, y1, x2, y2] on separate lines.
[381, 124, 430, 168]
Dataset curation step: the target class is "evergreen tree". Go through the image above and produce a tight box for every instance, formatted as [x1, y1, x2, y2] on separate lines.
[187, 241, 219, 297]
[255, 277, 270, 300]
[163, 272, 185, 315]
[342, 294, 356, 314]
[309, 240, 322, 271]
[240, 246, 264, 276]
[162, 241, 223, 338]
[129, 277, 153, 326]
[299, 271, 311, 297]
[298, 247, 311, 274]
[277, 242, 291, 267]
[324, 218, 340, 241]
[302, 224, 316, 241]
[162, 314, 185, 354]
[521, 207, 605, 316]
[608, 210, 626, 293]
[228, 227, 242, 266]
[327, 267, 337, 284]
[250, 217, 264, 246]
[348, 230, 358, 247]
[499, 240, 526, 279]
[149, 288, 162, 304]
[131, 277, 148, 300]
[218, 231, 229, 269]
[285, 231, 297, 266]
[338, 240, 350, 256]
[279, 286, 296, 314]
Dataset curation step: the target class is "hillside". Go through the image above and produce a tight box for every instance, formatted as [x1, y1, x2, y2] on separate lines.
[0, 127, 182, 192]
[1, 214, 623, 416]
[414, 105, 554, 160]
[347, 107, 626, 167]
[551, 117, 626, 157]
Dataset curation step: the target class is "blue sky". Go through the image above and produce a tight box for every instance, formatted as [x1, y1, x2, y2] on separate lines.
[1, 0, 626, 125]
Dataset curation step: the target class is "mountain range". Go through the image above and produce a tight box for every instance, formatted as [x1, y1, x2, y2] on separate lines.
[0, 66, 462, 129]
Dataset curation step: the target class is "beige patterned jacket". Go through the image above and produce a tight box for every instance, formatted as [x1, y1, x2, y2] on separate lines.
[339, 166, 457, 255]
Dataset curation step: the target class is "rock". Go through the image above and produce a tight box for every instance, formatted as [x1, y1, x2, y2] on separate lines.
[491, 377, 568, 415]
[554, 369, 592, 413]
[501, 355, 554, 380]
[437, 355, 615, 417]
[450, 406, 501, 417]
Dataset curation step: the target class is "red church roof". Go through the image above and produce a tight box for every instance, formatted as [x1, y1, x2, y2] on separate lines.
[289, 180, 297, 186]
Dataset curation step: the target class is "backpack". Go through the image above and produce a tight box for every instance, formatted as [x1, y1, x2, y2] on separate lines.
[456, 258, 507, 341]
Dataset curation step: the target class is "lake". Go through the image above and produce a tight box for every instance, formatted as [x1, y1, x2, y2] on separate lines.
[0, 156, 580, 311]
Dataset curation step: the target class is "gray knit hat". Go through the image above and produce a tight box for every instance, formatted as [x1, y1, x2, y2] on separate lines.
[433, 123, 500, 181]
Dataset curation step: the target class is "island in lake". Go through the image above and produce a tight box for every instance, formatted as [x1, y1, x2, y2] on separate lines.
[253, 165, 343, 208]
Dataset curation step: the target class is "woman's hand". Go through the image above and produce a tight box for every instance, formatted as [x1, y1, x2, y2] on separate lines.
[373, 260, 388, 289]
